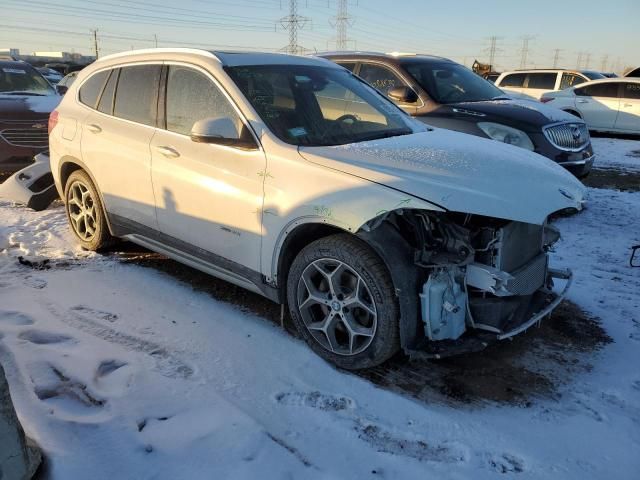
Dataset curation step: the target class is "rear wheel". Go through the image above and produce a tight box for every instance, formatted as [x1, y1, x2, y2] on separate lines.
[287, 234, 399, 370]
[64, 170, 112, 251]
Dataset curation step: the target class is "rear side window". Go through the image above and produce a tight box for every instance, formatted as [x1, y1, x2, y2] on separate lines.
[97, 69, 118, 114]
[359, 63, 406, 96]
[499, 73, 526, 87]
[113, 65, 161, 126]
[622, 83, 640, 99]
[575, 82, 619, 98]
[560, 73, 585, 90]
[165, 66, 239, 135]
[79, 70, 109, 108]
[338, 62, 357, 72]
[526, 73, 557, 89]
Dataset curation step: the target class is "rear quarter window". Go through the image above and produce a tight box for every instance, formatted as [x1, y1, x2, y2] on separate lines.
[78, 70, 109, 108]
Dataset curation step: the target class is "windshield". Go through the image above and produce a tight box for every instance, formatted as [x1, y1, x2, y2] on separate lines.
[0, 64, 55, 95]
[226, 64, 414, 146]
[581, 70, 606, 80]
[402, 61, 504, 104]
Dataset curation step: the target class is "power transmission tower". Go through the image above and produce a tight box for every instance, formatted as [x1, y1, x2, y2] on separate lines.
[330, 0, 355, 50]
[600, 54, 609, 72]
[484, 36, 502, 70]
[584, 52, 591, 69]
[552, 48, 562, 68]
[518, 35, 535, 69]
[278, 0, 310, 55]
[576, 51, 583, 69]
[91, 29, 99, 59]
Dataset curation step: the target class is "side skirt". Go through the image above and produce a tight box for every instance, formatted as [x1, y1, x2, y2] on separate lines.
[109, 214, 280, 303]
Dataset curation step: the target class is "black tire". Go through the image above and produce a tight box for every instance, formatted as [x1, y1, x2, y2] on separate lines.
[64, 170, 113, 251]
[287, 234, 399, 370]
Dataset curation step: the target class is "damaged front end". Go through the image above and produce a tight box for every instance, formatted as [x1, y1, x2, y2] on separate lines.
[360, 209, 572, 358]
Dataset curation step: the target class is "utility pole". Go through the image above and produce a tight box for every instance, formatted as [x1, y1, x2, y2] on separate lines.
[552, 48, 562, 68]
[330, 0, 354, 50]
[91, 29, 99, 59]
[600, 54, 609, 72]
[154, 34, 158, 48]
[278, 0, 310, 55]
[519, 35, 534, 69]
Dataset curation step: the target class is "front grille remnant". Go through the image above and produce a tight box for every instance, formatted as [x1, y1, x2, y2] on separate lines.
[543, 123, 590, 151]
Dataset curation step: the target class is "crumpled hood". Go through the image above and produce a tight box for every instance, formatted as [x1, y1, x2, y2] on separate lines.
[298, 129, 586, 225]
[448, 98, 580, 129]
[0, 94, 60, 120]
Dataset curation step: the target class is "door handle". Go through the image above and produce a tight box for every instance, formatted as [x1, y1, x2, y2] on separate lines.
[155, 145, 180, 158]
[576, 99, 588, 103]
[86, 123, 102, 133]
[623, 103, 633, 108]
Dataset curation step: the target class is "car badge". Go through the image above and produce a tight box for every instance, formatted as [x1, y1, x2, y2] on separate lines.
[31, 123, 46, 129]
[559, 188, 575, 200]
[570, 125, 581, 140]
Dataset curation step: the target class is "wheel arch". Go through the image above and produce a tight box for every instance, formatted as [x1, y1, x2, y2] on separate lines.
[58, 157, 115, 236]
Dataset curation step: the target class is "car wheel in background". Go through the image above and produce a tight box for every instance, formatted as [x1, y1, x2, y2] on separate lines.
[287, 234, 399, 370]
[64, 170, 113, 251]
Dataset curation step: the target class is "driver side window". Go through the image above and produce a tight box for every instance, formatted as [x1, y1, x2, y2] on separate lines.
[166, 66, 240, 136]
[359, 63, 406, 96]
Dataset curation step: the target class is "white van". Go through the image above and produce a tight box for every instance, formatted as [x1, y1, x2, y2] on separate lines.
[496, 69, 605, 100]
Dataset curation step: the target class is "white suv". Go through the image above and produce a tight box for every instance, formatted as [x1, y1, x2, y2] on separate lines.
[495, 69, 605, 100]
[49, 49, 585, 369]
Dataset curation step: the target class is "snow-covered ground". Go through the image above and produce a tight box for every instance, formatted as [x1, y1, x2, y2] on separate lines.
[592, 136, 640, 173]
[1, 138, 639, 479]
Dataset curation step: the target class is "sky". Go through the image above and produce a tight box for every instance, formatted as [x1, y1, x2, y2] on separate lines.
[1, 0, 638, 73]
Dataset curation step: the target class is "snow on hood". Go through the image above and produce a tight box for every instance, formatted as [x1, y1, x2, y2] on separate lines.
[299, 129, 586, 225]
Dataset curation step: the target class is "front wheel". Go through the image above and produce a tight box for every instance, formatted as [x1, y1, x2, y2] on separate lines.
[287, 234, 399, 370]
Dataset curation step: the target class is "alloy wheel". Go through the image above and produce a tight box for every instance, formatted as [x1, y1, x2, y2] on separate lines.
[296, 258, 377, 356]
[67, 181, 97, 242]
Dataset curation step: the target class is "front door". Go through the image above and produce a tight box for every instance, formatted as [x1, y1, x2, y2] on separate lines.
[150, 64, 266, 273]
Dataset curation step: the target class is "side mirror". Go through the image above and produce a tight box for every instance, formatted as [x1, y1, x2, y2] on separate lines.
[56, 84, 68, 95]
[190, 117, 257, 149]
[387, 86, 418, 104]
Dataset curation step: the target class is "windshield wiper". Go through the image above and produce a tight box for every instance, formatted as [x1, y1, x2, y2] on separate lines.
[353, 129, 413, 143]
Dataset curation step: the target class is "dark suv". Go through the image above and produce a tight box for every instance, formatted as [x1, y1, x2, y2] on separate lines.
[319, 52, 594, 178]
[0, 60, 60, 173]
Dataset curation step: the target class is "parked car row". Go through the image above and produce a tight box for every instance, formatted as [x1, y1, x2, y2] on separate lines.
[45, 49, 586, 369]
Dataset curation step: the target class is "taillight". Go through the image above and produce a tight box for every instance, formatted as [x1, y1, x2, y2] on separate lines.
[48, 110, 59, 135]
[540, 97, 554, 104]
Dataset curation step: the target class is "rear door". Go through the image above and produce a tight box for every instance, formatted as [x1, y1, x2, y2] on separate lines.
[574, 82, 620, 130]
[559, 72, 586, 90]
[523, 72, 558, 99]
[614, 82, 640, 132]
[80, 64, 161, 229]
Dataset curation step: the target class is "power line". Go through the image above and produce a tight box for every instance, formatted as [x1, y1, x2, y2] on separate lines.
[278, 0, 310, 55]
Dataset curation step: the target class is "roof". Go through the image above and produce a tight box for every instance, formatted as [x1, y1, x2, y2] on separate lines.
[577, 77, 640, 84]
[316, 51, 451, 63]
[96, 48, 338, 68]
